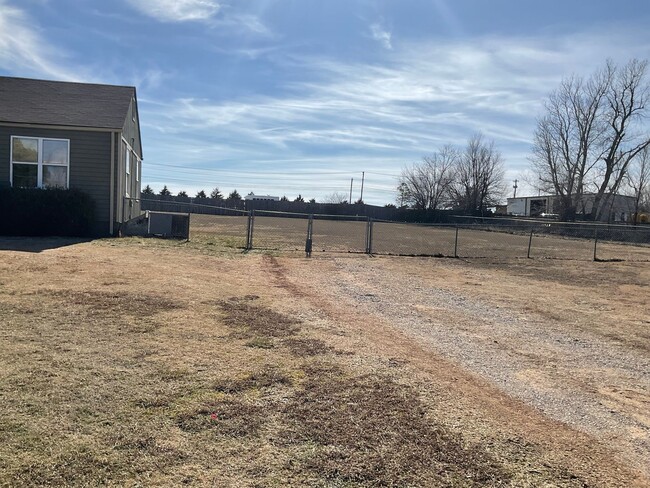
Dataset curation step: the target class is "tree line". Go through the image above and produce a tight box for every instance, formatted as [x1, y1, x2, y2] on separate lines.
[140, 185, 325, 204]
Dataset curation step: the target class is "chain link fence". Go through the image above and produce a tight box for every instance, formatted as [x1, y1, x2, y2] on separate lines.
[134, 198, 650, 262]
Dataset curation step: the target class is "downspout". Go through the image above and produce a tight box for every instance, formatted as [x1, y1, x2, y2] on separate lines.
[109, 132, 115, 235]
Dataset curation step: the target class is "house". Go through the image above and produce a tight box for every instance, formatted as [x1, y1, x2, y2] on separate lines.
[0, 76, 143, 236]
[244, 192, 280, 201]
[507, 193, 636, 222]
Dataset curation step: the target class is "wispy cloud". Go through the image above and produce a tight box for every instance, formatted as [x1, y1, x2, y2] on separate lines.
[370, 23, 392, 50]
[0, 0, 80, 80]
[139, 26, 650, 201]
[125, 0, 221, 22]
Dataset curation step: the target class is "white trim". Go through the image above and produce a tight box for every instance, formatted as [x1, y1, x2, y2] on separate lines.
[110, 132, 115, 235]
[125, 149, 130, 198]
[10, 135, 70, 189]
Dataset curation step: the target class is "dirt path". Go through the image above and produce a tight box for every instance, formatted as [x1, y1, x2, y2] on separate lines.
[262, 254, 650, 486]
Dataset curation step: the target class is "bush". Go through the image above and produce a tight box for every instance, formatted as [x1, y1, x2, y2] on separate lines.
[0, 187, 95, 237]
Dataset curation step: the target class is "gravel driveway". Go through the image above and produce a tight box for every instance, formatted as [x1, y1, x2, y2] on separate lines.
[282, 256, 650, 478]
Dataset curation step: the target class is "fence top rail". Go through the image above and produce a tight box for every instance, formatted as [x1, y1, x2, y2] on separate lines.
[253, 209, 312, 218]
[450, 214, 647, 229]
[137, 198, 249, 215]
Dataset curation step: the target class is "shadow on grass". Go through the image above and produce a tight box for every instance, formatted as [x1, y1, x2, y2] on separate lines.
[0, 236, 94, 253]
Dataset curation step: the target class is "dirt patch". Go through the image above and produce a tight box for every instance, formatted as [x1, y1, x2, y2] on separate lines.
[218, 297, 301, 338]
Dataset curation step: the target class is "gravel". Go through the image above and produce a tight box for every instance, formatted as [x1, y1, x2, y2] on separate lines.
[310, 257, 650, 476]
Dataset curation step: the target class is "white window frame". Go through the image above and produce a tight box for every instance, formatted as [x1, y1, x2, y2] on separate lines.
[9, 135, 70, 189]
[125, 147, 131, 198]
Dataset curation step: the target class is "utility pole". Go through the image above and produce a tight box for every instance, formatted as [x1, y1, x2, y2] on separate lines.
[513, 179, 518, 198]
[349, 178, 353, 204]
[360, 171, 365, 203]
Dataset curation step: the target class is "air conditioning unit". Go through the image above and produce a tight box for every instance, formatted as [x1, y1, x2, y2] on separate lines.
[147, 211, 190, 238]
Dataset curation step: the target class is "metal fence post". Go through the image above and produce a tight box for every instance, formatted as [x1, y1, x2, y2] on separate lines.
[593, 229, 598, 261]
[527, 228, 534, 259]
[366, 218, 374, 254]
[246, 210, 255, 250]
[305, 214, 313, 257]
[454, 225, 459, 258]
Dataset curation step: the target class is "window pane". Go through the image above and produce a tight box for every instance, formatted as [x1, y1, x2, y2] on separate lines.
[12, 138, 38, 163]
[43, 165, 68, 189]
[43, 140, 69, 165]
[12, 164, 38, 188]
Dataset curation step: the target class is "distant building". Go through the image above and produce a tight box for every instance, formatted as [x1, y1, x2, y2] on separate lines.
[244, 192, 279, 202]
[507, 193, 636, 222]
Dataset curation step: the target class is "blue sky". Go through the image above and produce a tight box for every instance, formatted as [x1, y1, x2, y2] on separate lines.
[1, 0, 649, 204]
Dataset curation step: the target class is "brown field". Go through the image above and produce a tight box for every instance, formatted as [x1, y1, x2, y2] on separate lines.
[190, 213, 650, 261]
[1, 236, 649, 487]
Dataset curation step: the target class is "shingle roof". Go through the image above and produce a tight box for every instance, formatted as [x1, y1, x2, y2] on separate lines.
[0, 77, 135, 129]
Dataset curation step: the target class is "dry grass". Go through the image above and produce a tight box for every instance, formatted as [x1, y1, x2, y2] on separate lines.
[0, 237, 645, 487]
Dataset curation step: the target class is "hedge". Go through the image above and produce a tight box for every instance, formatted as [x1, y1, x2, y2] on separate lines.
[0, 187, 95, 237]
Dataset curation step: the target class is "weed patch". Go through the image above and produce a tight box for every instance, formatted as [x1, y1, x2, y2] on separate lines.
[214, 367, 292, 394]
[277, 365, 510, 486]
[245, 337, 275, 349]
[282, 338, 334, 357]
[177, 399, 263, 437]
[218, 298, 301, 338]
[46, 290, 183, 317]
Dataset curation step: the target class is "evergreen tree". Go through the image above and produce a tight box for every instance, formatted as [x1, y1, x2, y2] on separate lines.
[195, 190, 207, 199]
[227, 190, 241, 200]
[294, 194, 305, 202]
[309, 198, 316, 204]
[142, 185, 154, 195]
[210, 187, 223, 200]
[177, 190, 188, 197]
[159, 185, 171, 197]
[280, 195, 289, 202]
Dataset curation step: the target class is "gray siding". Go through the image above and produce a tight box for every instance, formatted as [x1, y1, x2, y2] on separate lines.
[122, 98, 142, 158]
[0, 126, 112, 234]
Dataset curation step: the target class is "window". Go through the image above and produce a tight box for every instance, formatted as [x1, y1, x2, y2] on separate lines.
[11, 136, 69, 189]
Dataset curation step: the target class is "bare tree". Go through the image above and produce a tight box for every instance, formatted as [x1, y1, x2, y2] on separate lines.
[590, 59, 650, 220]
[452, 134, 505, 213]
[531, 71, 608, 220]
[626, 146, 650, 224]
[398, 145, 458, 210]
[322, 192, 348, 204]
[531, 59, 650, 221]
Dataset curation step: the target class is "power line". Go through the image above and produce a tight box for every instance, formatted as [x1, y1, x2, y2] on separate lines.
[147, 161, 364, 176]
